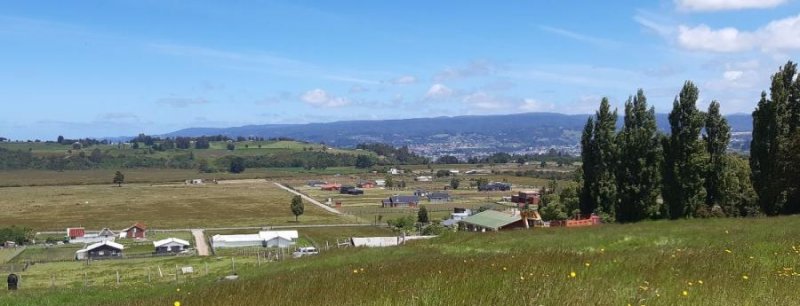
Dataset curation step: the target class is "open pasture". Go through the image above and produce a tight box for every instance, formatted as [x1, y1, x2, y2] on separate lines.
[0, 180, 349, 231]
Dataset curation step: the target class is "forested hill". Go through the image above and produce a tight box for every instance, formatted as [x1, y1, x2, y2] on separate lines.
[164, 112, 753, 153]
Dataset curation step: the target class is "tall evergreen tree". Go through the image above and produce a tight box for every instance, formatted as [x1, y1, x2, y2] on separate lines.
[662, 81, 708, 219]
[616, 89, 662, 222]
[579, 98, 618, 218]
[704, 100, 731, 208]
[579, 117, 596, 215]
[750, 61, 800, 215]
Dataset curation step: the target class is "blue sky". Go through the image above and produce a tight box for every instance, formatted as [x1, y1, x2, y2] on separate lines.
[2, 0, 800, 139]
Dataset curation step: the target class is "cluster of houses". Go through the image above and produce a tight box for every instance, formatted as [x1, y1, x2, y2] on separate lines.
[68, 223, 192, 260]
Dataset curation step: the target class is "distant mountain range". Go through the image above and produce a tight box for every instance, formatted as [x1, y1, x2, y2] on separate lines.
[164, 112, 753, 157]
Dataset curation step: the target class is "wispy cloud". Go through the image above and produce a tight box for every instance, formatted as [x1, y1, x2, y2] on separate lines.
[539, 25, 620, 48]
[675, 0, 788, 12]
[434, 61, 496, 82]
[300, 89, 350, 107]
[157, 97, 210, 108]
[677, 14, 800, 53]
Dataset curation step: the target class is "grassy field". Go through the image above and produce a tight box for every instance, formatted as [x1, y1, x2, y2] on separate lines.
[2, 216, 798, 305]
[0, 180, 352, 230]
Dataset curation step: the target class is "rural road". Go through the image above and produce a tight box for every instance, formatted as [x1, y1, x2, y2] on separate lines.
[192, 229, 210, 256]
[273, 182, 343, 215]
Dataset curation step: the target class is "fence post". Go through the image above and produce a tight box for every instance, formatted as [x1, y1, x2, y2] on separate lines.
[175, 265, 179, 282]
[231, 257, 236, 274]
[84, 271, 88, 287]
[50, 274, 55, 288]
[205, 262, 209, 275]
[147, 268, 151, 283]
[116, 270, 120, 285]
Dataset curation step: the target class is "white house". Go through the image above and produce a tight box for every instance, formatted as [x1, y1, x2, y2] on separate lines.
[388, 168, 401, 175]
[375, 179, 386, 187]
[153, 238, 191, 254]
[415, 176, 433, 182]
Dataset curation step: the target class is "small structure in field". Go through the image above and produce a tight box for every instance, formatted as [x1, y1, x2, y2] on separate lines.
[381, 195, 420, 208]
[3, 241, 16, 248]
[350, 235, 436, 247]
[340, 186, 364, 195]
[511, 190, 541, 207]
[67, 227, 85, 240]
[75, 241, 124, 260]
[478, 182, 512, 192]
[415, 176, 433, 182]
[460, 210, 525, 232]
[153, 238, 191, 254]
[442, 208, 472, 227]
[320, 183, 342, 191]
[356, 180, 376, 188]
[374, 179, 386, 187]
[427, 192, 451, 203]
[211, 230, 298, 249]
[120, 223, 147, 239]
[307, 180, 327, 187]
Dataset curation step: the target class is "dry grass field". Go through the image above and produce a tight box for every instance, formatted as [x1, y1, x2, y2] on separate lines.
[0, 180, 351, 230]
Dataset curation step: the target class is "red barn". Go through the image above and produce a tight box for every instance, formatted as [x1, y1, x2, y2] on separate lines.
[121, 223, 147, 239]
[67, 227, 85, 239]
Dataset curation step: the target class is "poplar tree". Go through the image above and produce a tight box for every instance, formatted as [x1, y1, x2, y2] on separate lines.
[579, 98, 618, 218]
[704, 100, 730, 208]
[662, 81, 708, 219]
[751, 61, 800, 215]
[616, 89, 662, 222]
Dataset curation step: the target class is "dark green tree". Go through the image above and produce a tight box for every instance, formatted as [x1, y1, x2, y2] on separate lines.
[662, 81, 708, 219]
[750, 61, 800, 215]
[616, 89, 662, 222]
[354, 155, 375, 168]
[290, 195, 304, 222]
[704, 100, 731, 208]
[417, 205, 429, 224]
[229, 157, 246, 173]
[450, 178, 460, 190]
[113, 171, 125, 187]
[579, 98, 618, 218]
[226, 143, 235, 151]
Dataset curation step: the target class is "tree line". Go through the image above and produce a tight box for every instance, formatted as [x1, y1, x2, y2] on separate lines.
[579, 61, 800, 222]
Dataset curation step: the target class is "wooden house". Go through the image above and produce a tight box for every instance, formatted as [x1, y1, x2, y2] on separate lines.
[75, 241, 124, 260]
[120, 223, 146, 239]
[153, 238, 191, 254]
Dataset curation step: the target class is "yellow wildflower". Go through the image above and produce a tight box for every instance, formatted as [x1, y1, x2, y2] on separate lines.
[585, 262, 591, 267]
[353, 269, 358, 274]
[569, 271, 577, 278]
[698, 280, 703, 284]
[742, 275, 749, 280]
[682, 290, 688, 296]
[724, 249, 732, 253]
[174, 302, 181, 306]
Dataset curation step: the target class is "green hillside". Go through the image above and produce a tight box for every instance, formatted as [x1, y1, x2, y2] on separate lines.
[3, 216, 798, 305]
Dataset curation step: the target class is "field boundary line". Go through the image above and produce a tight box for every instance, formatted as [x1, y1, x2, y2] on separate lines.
[273, 182, 343, 215]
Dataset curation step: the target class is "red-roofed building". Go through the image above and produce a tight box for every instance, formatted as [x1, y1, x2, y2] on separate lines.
[121, 223, 147, 239]
[67, 227, 85, 239]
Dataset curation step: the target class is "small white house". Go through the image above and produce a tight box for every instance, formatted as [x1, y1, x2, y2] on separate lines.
[154, 238, 191, 254]
[388, 168, 401, 175]
[259, 230, 298, 248]
[375, 179, 386, 187]
[415, 176, 433, 182]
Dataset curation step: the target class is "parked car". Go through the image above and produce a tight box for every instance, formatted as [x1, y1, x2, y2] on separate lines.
[292, 247, 319, 258]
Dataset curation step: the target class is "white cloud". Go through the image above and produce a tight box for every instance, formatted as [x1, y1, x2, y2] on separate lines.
[300, 89, 350, 107]
[539, 25, 620, 48]
[434, 61, 495, 81]
[425, 84, 454, 99]
[157, 97, 210, 108]
[389, 75, 417, 85]
[519, 99, 556, 112]
[723, 70, 744, 81]
[677, 14, 800, 53]
[675, 0, 787, 11]
[462, 92, 508, 110]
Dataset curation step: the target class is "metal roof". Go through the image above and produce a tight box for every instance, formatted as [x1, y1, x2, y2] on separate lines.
[76, 240, 124, 253]
[153, 238, 191, 248]
[460, 210, 520, 230]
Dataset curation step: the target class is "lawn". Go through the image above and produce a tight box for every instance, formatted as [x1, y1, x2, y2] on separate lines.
[3, 215, 799, 305]
[0, 180, 349, 230]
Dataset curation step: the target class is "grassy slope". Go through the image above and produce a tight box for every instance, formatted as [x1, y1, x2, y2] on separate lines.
[3, 216, 799, 305]
[0, 181, 352, 230]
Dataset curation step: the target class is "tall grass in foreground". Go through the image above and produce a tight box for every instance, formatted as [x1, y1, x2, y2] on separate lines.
[3, 216, 799, 305]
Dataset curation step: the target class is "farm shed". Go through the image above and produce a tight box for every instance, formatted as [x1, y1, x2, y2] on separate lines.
[351, 236, 436, 247]
[153, 238, 191, 254]
[75, 241, 124, 260]
[460, 210, 523, 232]
[427, 192, 451, 203]
[67, 227, 85, 239]
[259, 230, 299, 248]
[120, 223, 147, 239]
[212, 234, 262, 248]
[381, 195, 420, 208]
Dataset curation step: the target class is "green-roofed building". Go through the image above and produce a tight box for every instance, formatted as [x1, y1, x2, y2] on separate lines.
[460, 210, 523, 232]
